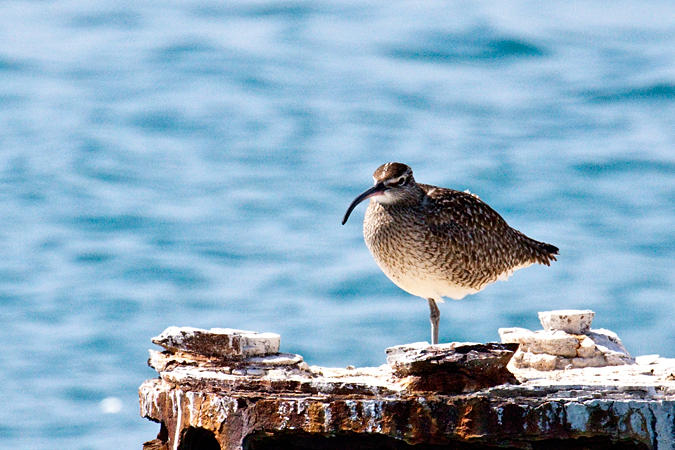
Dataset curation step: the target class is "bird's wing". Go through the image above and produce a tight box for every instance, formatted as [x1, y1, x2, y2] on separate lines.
[419, 185, 512, 236]
[418, 185, 548, 287]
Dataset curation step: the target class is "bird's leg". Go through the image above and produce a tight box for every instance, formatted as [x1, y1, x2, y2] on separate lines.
[427, 298, 440, 345]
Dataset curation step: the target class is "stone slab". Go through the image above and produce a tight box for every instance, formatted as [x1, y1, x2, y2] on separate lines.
[386, 342, 518, 376]
[385, 342, 520, 393]
[151, 326, 280, 359]
[538, 309, 595, 335]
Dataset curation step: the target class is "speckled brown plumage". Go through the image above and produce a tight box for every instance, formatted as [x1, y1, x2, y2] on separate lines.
[342, 162, 558, 344]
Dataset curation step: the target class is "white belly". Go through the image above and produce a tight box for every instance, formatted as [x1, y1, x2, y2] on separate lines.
[375, 260, 482, 303]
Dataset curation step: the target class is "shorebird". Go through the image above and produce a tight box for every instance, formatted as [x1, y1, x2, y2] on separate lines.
[342, 162, 558, 345]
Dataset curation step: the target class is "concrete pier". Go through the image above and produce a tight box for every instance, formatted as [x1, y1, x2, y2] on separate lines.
[139, 319, 675, 450]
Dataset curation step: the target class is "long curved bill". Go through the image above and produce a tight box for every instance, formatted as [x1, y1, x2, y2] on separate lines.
[342, 183, 387, 225]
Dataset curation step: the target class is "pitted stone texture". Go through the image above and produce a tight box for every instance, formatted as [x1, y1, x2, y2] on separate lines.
[500, 327, 633, 371]
[385, 341, 431, 365]
[511, 351, 558, 371]
[246, 353, 304, 367]
[538, 310, 595, 335]
[147, 348, 312, 384]
[522, 330, 580, 357]
[152, 326, 280, 359]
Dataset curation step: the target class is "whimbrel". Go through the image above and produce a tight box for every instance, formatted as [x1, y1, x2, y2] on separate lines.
[342, 162, 558, 345]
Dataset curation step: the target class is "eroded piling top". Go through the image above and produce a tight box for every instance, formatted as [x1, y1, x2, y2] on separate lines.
[140, 324, 675, 450]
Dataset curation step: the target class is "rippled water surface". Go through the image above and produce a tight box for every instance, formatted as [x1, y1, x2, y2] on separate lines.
[1, 1, 674, 448]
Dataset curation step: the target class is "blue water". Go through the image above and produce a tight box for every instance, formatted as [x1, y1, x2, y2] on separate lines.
[1, 1, 674, 448]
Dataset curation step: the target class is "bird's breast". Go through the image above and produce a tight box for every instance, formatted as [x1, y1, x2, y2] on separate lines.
[362, 202, 480, 300]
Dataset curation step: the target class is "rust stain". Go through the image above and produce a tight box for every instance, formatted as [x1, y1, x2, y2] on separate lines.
[306, 402, 326, 433]
[456, 404, 477, 439]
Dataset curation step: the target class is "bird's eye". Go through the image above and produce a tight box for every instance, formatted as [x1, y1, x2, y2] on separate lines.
[390, 176, 406, 187]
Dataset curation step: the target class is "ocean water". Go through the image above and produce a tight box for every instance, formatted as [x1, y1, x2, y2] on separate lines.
[0, 0, 674, 448]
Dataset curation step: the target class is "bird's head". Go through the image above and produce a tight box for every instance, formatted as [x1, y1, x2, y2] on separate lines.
[342, 162, 416, 225]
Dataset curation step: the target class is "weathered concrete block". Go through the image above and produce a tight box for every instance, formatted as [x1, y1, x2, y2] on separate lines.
[588, 329, 632, 360]
[499, 313, 633, 371]
[538, 310, 595, 335]
[577, 336, 596, 358]
[521, 330, 580, 357]
[569, 355, 607, 369]
[152, 326, 280, 358]
[512, 350, 558, 371]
